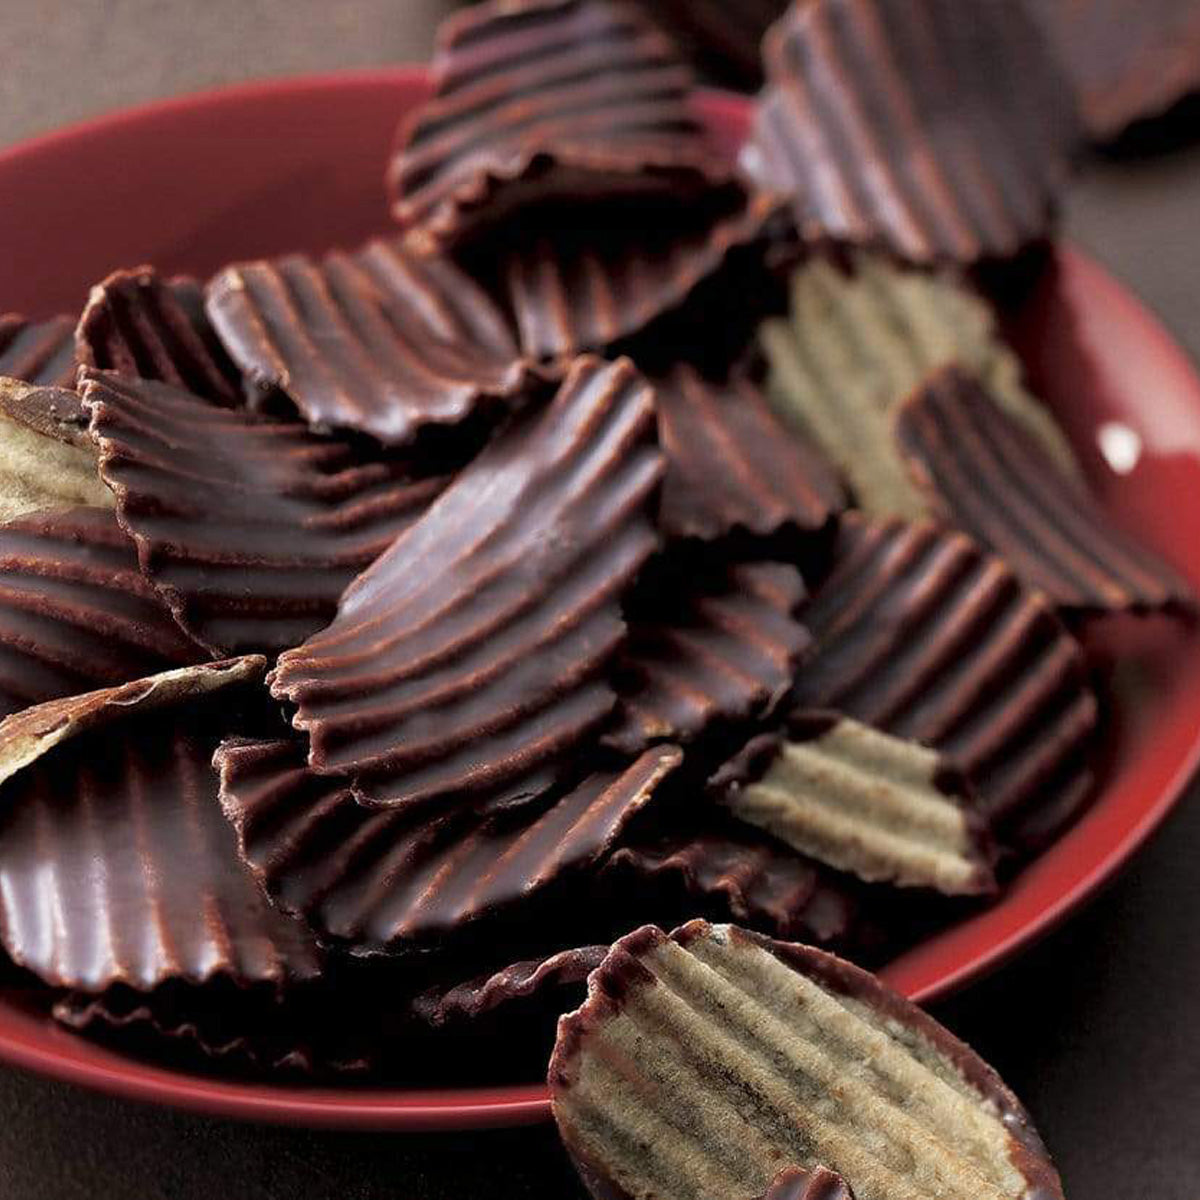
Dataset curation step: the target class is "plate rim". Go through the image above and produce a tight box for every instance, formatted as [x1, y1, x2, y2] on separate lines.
[0, 66, 1197, 1131]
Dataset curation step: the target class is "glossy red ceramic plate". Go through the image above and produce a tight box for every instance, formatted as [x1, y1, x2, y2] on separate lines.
[0, 67, 1197, 1130]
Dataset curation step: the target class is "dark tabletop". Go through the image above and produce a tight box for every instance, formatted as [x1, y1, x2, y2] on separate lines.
[1, 3, 1199, 1197]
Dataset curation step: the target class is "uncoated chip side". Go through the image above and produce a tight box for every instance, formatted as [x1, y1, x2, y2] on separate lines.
[550, 921, 1063, 1200]
[0, 379, 114, 521]
[716, 713, 996, 895]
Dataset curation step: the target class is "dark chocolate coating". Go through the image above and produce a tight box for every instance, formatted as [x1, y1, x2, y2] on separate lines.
[605, 562, 811, 755]
[1024, 0, 1200, 139]
[759, 1165, 855, 1200]
[270, 356, 663, 812]
[0, 377, 92, 449]
[54, 987, 283, 1066]
[412, 945, 608, 1028]
[749, 0, 1079, 264]
[634, 0, 785, 91]
[52, 983, 356, 1075]
[0, 312, 77, 388]
[75, 266, 243, 406]
[0, 506, 202, 718]
[216, 733, 681, 954]
[386, 0, 727, 246]
[205, 238, 529, 446]
[81, 367, 447, 656]
[49, 964, 417, 1076]
[604, 820, 859, 945]
[895, 366, 1194, 614]
[0, 687, 322, 993]
[792, 515, 1098, 844]
[655, 365, 843, 542]
[501, 193, 781, 366]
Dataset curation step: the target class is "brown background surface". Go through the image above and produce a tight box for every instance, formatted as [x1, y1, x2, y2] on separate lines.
[0, 3, 1198, 1196]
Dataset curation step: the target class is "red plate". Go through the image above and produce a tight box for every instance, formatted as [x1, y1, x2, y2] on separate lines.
[0, 68, 1197, 1130]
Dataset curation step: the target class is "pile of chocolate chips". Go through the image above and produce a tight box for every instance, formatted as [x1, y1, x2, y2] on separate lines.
[0, 0, 1193, 1085]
